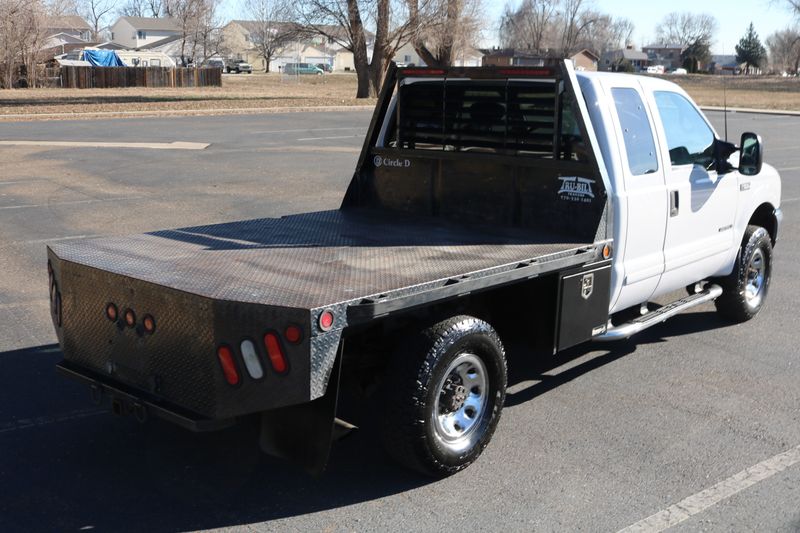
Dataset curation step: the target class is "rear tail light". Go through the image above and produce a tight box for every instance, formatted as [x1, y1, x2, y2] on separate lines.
[284, 325, 303, 344]
[142, 314, 156, 334]
[319, 310, 334, 331]
[216, 345, 240, 385]
[263, 332, 288, 374]
[106, 303, 118, 322]
[239, 339, 264, 379]
[124, 308, 136, 328]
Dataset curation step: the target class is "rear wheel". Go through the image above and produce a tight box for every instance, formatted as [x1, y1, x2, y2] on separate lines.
[381, 315, 507, 477]
[715, 225, 772, 322]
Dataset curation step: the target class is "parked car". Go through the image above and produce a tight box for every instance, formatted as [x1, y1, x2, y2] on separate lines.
[284, 62, 324, 75]
[671, 67, 688, 75]
[315, 63, 333, 73]
[206, 58, 225, 70]
[225, 59, 252, 74]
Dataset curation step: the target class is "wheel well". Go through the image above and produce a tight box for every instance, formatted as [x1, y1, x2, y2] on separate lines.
[748, 203, 778, 244]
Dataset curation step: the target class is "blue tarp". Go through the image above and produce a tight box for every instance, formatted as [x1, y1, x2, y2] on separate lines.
[83, 50, 125, 67]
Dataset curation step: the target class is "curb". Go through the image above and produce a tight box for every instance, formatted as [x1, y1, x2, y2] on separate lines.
[700, 106, 800, 117]
[0, 104, 375, 121]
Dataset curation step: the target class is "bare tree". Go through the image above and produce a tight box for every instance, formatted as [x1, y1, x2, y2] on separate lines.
[558, 0, 597, 55]
[164, 0, 216, 65]
[119, 0, 163, 17]
[0, 0, 52, 88]
[767, 26, 800, 73]
[243, 0, 299, 72]
[299, 0, 420, 98]
[407, 0, 484, 67]
[80, 0, 114, 40]
[655, 12, 717, 47]
[579, 14, 634, 56]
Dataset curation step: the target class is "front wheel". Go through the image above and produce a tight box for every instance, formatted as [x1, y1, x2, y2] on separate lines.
[381, 315, 507, 477]
[715, 225, 773, 322]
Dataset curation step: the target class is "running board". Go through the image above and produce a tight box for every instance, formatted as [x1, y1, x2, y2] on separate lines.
[594, 284, 723, 342]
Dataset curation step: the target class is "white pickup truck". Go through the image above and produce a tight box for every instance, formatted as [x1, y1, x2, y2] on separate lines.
[48, 62, 782, 477]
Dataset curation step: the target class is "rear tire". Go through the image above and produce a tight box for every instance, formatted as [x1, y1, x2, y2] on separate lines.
[381, 315, 507, 477]
[715, 225, 772, 322]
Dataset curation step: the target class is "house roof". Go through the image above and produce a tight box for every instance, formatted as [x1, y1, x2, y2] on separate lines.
[621, 49, 648, 61]
[643, 43, 684, 50]
[44, 16, 92, 31]
[138, 34, 183, 49]
[117, 16, 181, 31]
[571, 48, 599, 61]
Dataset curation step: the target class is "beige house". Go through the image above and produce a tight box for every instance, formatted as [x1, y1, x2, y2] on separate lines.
[110, 17, 181, 50]
[570, 49, 599, 71]
[222, 21, 368, 72]
[43, 16, 92, 41]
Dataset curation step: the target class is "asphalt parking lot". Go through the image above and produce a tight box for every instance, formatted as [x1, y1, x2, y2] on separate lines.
[0, 109, 798, 532]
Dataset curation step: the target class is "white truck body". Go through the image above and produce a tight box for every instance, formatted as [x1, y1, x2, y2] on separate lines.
[576, 72, 781, 314]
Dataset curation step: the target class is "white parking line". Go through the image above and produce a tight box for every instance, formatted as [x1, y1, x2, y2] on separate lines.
[254, 126, 362, 134]
[296, 134, 361, 141]
[618, 445, 800, 533]
[0, 140, 209, 150]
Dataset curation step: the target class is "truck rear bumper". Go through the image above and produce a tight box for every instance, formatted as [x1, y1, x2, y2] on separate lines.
[56, 360, 235, 432]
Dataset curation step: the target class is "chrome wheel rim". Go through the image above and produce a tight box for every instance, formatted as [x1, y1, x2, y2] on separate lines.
[432, 352, 488, 453]
[744, 248, 766, 308]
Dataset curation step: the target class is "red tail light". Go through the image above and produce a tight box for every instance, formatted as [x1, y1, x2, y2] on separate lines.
[319, 310, 334, 331]
[284, 325, 302, 344]
[263, 332, 288, 374]
[216, 345, 240, 385]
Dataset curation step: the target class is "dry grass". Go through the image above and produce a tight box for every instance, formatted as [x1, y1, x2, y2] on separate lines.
[663, 74, 800, 111]
[0, 73, 375, 120]
[0, 71, 797, 121]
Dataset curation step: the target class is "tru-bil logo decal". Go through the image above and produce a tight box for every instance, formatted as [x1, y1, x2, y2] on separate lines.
[557, 176, 595, 203]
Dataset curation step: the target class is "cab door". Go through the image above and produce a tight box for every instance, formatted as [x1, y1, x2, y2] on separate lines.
[605, 80, 669, 313]
[649, 90, 738, 295]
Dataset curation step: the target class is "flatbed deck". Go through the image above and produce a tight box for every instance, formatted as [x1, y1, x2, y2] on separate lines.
[49, 208, 594, 314]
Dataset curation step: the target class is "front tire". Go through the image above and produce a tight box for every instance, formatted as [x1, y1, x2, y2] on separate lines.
[381, 315, 507, 477]
[715, 225, 772, 322]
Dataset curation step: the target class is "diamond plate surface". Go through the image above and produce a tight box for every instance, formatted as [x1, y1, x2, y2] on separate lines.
[49, 209, 588, 311]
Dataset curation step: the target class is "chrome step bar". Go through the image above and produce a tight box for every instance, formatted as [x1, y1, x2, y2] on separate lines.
[594, 284, 723, 342]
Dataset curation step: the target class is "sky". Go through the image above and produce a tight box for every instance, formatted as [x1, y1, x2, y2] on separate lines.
[485, 0, 797, 54]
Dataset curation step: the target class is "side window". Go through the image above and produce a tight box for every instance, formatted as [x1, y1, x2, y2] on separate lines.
[654, 91, 715, 168]
[611, 88, 658, 175]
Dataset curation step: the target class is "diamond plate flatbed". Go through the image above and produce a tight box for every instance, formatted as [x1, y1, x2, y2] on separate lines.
[49, 208, 594, 314]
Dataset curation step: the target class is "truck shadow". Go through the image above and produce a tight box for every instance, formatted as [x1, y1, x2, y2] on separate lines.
[0, 311, 728, 531]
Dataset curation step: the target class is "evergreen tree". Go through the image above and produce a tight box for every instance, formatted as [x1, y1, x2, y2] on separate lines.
[736, 22, 768, 73]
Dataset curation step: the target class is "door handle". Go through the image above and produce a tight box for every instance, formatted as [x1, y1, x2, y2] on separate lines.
[670, 190, 679, 217]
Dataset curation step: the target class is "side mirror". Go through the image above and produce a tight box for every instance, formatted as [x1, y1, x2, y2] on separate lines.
[739, 132, 763, 176]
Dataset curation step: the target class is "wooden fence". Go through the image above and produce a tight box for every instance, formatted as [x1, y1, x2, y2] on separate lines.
[60, 67, 222, 89]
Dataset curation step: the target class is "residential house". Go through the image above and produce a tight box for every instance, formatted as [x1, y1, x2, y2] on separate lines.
[709, 55, 739, 75]
[392, 44, 483, 67]
[601, 46, 649, 71]
[110, 17, 181, 50]
[480, 48, 597, 70]
[43, 16, 93, 42]
[570, 48, 599, 71]
[642, 44, 685, 71]
[222, 21, 373, 72]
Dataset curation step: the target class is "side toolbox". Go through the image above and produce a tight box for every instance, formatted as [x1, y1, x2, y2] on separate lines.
[555, 261, 612, 352]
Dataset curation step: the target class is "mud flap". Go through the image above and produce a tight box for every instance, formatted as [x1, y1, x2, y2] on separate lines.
[258, 345, 343, 476]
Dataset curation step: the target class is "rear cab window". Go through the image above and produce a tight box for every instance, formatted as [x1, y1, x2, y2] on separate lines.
[611, 87, 658, 176]
[385, 78, 589, 162]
